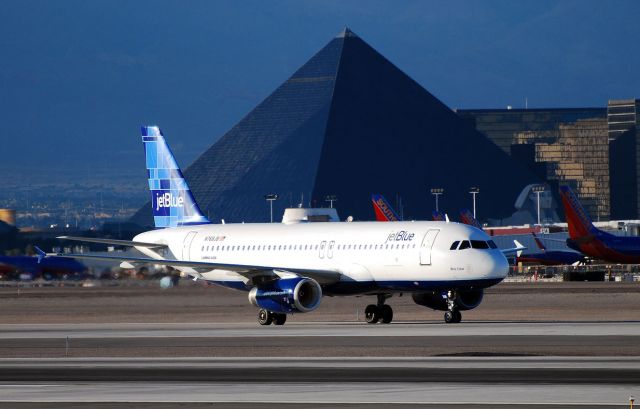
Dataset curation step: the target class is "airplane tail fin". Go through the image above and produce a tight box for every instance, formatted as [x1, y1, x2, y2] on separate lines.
[531, 232, 547, 251]
[432, 210, 446, 222]
[371, 194, 400, 222]
[141, 126, 210, 228]
[558, 186, 596, 239]
[459, 209, 483, 230]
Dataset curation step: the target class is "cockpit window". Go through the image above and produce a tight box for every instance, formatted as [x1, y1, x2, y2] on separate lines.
[487, 240, 498, 249]
[450, 241, 460, 250]
[471, 240, 489, 249]
[458, 240, 471, 250]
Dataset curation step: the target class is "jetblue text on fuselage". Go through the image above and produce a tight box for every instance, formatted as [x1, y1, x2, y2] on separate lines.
[155, 192, 184, 211]
[385, 230, 415, 243]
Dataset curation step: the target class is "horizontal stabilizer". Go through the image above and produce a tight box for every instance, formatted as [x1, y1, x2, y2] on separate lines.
[501, 241, 527, 256]
[57, 236, 168, 249]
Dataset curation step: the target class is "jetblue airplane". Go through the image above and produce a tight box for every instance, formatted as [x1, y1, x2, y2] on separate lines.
[560, 185, 640, 263]
[44, 126, 509, 325]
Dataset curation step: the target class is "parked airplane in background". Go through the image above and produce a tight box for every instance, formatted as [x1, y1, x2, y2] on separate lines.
[459, 209, 483, 230]
[371, 194, 400, 222]
[514, 233, 585, 266]
[432, 211, 446, 222]
[560, 186, 640, 263]
[0, 254, 86, 280]
[42, 126, 509, 325]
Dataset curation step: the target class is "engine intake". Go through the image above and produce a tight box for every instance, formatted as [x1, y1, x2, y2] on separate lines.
[412, 289, 484, 311]
[249, 277, 322, 313]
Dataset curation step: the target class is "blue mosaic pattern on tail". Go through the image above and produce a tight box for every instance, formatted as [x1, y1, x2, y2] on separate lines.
[141, 126, 210, 228]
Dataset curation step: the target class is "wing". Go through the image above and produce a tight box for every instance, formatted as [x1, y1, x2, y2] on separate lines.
[58, 236, 167, 249]
[45, 251, 342, 284]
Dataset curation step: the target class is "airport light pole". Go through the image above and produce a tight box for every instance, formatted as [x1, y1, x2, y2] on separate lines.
[325, 195, 338, 208]
[532, 185, 545, 225]
[264, 194, 278, 223]
[469, 187, 480, 219]
[430, 188, 444, 212]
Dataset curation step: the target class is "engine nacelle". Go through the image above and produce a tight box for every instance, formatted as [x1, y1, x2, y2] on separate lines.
[412, 289, 484, 311]
[248, 277, 322, 313]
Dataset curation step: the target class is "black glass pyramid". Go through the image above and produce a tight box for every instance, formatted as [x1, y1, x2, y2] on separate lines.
[133, 28, 542, 225]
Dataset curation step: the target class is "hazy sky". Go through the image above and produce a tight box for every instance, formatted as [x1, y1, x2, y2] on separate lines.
[2, 0, 639, 179]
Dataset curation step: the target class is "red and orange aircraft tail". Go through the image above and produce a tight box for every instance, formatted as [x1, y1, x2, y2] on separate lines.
[371, 194, 400, 222]
[559, 186, 596, 239]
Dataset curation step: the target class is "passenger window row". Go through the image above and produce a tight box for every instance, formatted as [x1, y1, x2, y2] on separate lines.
[200, 243, 418, 253]
[449, 240, 497, 250]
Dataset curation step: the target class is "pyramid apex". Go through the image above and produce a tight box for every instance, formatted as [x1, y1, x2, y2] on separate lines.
[336, 27, 358, 39]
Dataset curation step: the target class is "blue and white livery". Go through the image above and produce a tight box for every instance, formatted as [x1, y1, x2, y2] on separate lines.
[142, 126, 209, 228]
[52, 126, 509, 325]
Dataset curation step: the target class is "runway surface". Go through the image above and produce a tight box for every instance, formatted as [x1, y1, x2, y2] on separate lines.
[0, 283, 639, 407]
[0, 321, 638, 357]
[0, 357, 638, 408]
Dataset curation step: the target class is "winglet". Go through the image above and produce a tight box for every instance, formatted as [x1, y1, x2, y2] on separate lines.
[513, 240, 526, 258]
[34, 246, 46, 264]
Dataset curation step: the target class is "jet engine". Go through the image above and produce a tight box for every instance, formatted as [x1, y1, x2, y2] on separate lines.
[248, 277, 322, 313]
[412, 289, 484, 311]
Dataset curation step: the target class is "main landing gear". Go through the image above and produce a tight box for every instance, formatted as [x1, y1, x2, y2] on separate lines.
[364, 294, 393, 324]
[444, 290, 462, 324]
[258, 309, 287, 326]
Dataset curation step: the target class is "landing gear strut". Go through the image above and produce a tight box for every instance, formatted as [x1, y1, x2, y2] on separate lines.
[364, 294, 393, 324]
[444, 290, 462, 324]
[257, 309, 287, 326]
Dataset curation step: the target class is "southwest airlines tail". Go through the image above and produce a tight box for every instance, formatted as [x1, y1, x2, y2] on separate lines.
[558, 186, 596, 239]
[432, 211, 446, 222]
[459, 209, 483, 230]
[371, 194, 400, 222]
[142, 126, 210, 228]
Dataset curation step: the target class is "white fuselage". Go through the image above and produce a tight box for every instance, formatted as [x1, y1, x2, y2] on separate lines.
[133, 220, 508, 295]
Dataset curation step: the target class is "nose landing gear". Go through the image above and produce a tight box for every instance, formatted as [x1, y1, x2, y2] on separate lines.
[364, 294, 393, 324]
[444, 290, 462, 323]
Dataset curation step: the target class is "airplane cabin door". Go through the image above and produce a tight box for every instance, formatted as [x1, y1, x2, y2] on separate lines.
[182, 231, 198, 260]
[419, 229, 439, 265]
[319, 241, 327, 259]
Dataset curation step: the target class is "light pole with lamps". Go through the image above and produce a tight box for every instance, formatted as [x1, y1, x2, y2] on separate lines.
[325, 195, 338, 208]
[532, 185, 545, 225]
[264, 194, 278, 223]
[430, 188, 444, 212]
[469, 187, 480, 219]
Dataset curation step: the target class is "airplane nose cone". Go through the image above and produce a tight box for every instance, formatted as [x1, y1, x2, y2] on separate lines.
[478, 251, 509, 280]
[493, 252, 510, 279]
